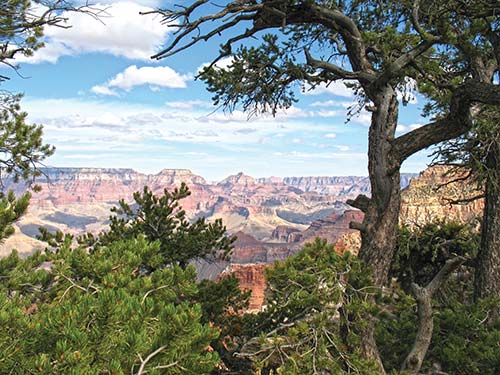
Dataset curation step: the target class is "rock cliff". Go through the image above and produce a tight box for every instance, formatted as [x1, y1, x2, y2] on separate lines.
[232, 167, 483, 312]
[4, 167, 376, 255]
[400, 166, 483, 226]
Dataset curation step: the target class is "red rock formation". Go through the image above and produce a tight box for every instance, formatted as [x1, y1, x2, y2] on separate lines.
[299, 210, 364, 245]
[231, 232, 297, 264]
[228, 264, 269, 312]
[400, 166, 483, 226]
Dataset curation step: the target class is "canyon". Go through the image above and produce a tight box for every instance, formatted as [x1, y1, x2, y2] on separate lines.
[2, 167, 399, 256]
[0, 166, 483, 311]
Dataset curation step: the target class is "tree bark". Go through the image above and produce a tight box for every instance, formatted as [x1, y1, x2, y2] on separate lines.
[475, 140, 500, 301]
[359, 87, 401, 286]
[355, 85, 401, 374]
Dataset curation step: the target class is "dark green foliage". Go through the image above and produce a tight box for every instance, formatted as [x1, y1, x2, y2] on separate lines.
[434, 106, 500, 189]
[0, 190, 30, 241]
[391, 220, 479, 294]
[197, 276, 252, 375]
[198, 275, 250, 334]
[16, 186, 250, 374]
[377, 221, 500, 374]
[1, 1, 85, 78]
[377, 289, 500, 375]
[200, 34, 303, 116]
[0, 0, 45, 70]
[0, 93, 55, 185]
[0, 237, 220, 374]
[0, 1, 56, 243]
[99, 184, 235, 269]
[0, 94, 54, 242]
[241, 239, 381, 374]
[430, 299, 500, 374]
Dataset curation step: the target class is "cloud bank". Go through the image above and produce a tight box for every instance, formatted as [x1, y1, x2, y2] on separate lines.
[17, 1, 169, 63]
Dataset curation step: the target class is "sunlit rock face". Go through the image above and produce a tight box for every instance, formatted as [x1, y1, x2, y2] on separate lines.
[400, 165, 483, 226]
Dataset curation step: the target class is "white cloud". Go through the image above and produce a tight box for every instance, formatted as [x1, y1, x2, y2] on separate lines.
[93, 112, 124, 126]
[310, 100, 353, 108]
[92, 65, 191, 95]
[166, 100, 214, 109]
[351, 112, 372, 126]
[396, 124, 408, 133]
[273, 150, 366, 160]
[21, 97, 324, 148]
[324, 133, 337, 139]
[91, 85, 119, 96]
[108, 65, 190, 90]
[316, 110, 341, 118]
[17, 2, 170, 64]
[197, 105, 311, 124]
[336, 145, 351, 152]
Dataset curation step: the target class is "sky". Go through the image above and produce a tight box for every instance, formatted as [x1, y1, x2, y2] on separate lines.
[3, 0, 434, 181]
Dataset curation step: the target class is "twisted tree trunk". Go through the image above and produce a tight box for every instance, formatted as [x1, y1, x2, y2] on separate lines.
[475, 140, 500, 302]
[353, 85, 401, 374]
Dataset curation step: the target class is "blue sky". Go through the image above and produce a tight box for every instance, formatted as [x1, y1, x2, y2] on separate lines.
[3, 0, 432, 181]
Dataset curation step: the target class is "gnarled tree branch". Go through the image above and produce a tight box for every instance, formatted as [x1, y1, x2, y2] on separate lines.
[394, 81, 500, 163]
[401, 256, 466, 375]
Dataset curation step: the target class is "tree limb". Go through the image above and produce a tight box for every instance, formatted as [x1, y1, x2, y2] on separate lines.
[373, 38, 438, 90]
[347, 194, 370, 213]
[136, 345, 168, 375]
[150, 1, 376, 80]
[401, 257, 466, 375]
[394, 81, 500, 163]
[304, 48, 375, 83]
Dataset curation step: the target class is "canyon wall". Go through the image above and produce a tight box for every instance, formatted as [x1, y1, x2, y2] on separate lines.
[2, 166, 481, 312]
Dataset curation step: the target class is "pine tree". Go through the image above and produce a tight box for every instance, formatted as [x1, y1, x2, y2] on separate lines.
[95, 183, 235, 269]
[0, 237, 221, 374]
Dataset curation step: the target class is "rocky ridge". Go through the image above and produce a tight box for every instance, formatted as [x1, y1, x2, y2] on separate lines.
[2, 167, 393, 256]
